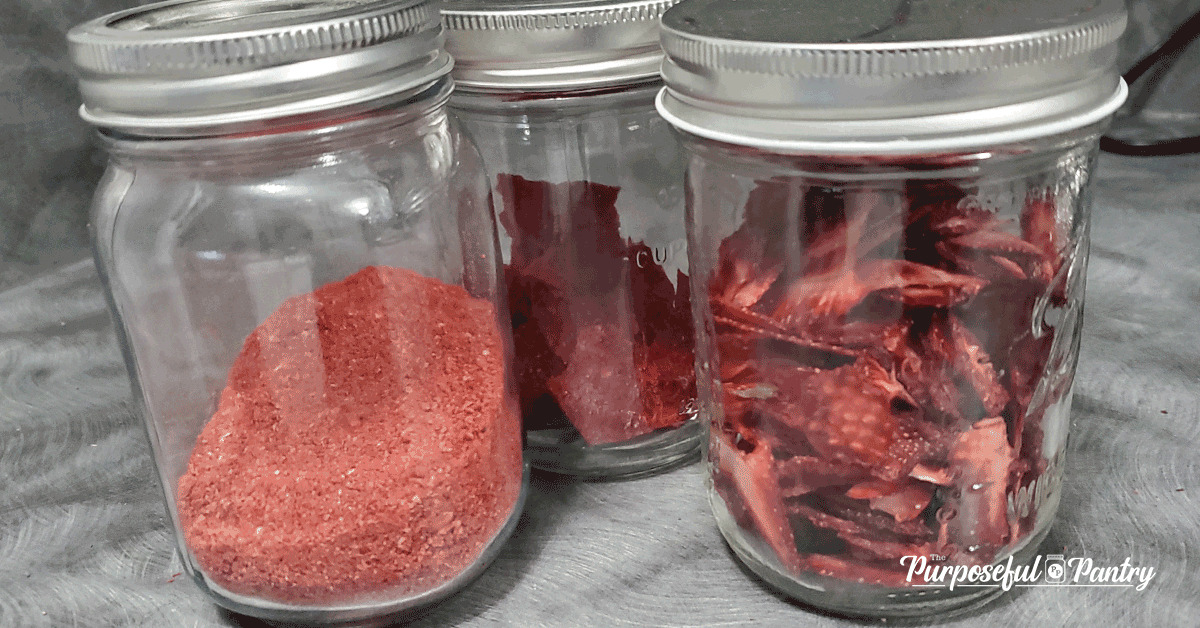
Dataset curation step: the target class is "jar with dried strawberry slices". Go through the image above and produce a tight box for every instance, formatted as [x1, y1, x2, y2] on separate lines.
[443, 0, 700, 478]
[69, 0, 526, 623]
[658, 0, 1127, 618]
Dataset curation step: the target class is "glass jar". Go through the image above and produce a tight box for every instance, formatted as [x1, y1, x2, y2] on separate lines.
[69, 0, 526, 623]
[658, 0, 1127, 619]
[442, 0, 700, 478]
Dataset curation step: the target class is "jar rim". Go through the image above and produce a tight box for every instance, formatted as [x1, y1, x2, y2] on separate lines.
[69, 0, 451, 135]
[98, 77, 453, 167]
[656, 81, 1127, 156]
[656, 0, 1128, 151]
[442, 0, 678, 91]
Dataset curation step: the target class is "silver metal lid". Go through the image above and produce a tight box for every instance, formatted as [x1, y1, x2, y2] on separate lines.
[69, 0, 451, 134]
[657, 0, 1129, 153]
[442, 0, 680, 90]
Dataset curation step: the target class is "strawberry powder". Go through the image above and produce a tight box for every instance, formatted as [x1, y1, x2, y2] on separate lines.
[176, 266, 523, 604]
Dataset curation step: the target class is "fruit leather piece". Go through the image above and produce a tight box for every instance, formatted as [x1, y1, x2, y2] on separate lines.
[506, 272, 568, 423]
[636, 340, 696, 434]
[628, 242, 693, 350]
[546, 322, 645, 445]
[628, 242, 696, 432]
[498, 174, 694, 445]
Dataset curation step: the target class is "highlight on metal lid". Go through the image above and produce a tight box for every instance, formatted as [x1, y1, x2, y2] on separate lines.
[442, 0, 681, 91]
[656, 0, 1130, 153]
[69, 0, 450, 134]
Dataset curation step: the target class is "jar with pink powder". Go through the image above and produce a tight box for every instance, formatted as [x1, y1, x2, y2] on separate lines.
[69, 0, 526, 623]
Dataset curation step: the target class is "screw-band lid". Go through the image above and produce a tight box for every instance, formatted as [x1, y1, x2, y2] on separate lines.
[69, 0, 451, 134]
[442, 0, 680, 91]
[656, 0, 1129, 153]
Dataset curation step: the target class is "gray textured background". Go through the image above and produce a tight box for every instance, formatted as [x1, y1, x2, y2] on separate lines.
[1, 1, 1199, 627]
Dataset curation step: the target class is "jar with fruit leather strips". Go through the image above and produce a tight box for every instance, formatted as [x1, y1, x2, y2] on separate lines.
[70, 0, 526, 623]
[443, 0, 701, 478]
[658, 0, 1127, 619]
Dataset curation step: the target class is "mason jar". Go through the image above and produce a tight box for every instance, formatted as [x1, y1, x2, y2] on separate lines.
[69, 0, 526, 623]
[442, 0, 700, 478]
[657, 0, 1127, 618]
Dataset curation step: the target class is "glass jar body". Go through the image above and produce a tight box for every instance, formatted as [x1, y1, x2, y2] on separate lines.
[683, 125, 1102, 618]
[91, 81, 527, 625]
[451, 82, 700, 478]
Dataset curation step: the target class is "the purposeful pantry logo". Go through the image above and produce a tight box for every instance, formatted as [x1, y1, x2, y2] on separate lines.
[899, 554, 1156, 592]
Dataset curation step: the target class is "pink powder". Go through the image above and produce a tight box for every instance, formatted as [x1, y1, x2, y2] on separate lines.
[176, 265, 523, 604]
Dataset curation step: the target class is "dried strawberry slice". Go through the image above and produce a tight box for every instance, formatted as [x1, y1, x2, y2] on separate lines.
[901, 180, 973, 266]
[946, 417, 1016, 551]
[790, 502, 933, 561]
[892, 317, 960, 421]
[938, 228, 1047, 280]
[766, 259, 984, 332]
[846, 480, 935, 522]
[801, 491, 936, 542]
[712, 178, 817, 309]
[861, 260, 987, 308]
[757, 356, 933, 481]
[713, 436, 804, 572]
[713, 302, 859, 362]
[799, 189, 903, 275]
[1021, 195, 1061, 284]
[909, 462, 953, 486]
[960, 279, 1052, 430]
[726, 361, 817, 449]
[956, 279, 1041, 373]
[804, 317, 903, 357]
[929, 210, 998, 239]
[766, 267, 873, 320]
[714, 231, 783, 309]
[717, 392, 759, 447]
[776, 455, 872, 498]
[717, 335, 758, 383]
[948, 315, 1008, 417]
[845, 479, 899, 500]
[892, 311, 1009, 425]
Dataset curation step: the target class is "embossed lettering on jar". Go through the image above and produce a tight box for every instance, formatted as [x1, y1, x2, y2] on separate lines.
[69, 0, 526, 624]
[657, 0, 1127, 619]
[444, 0, 700, 479]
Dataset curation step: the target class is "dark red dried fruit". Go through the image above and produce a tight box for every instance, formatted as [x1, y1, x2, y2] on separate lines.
[710, 176, 1063, 585]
